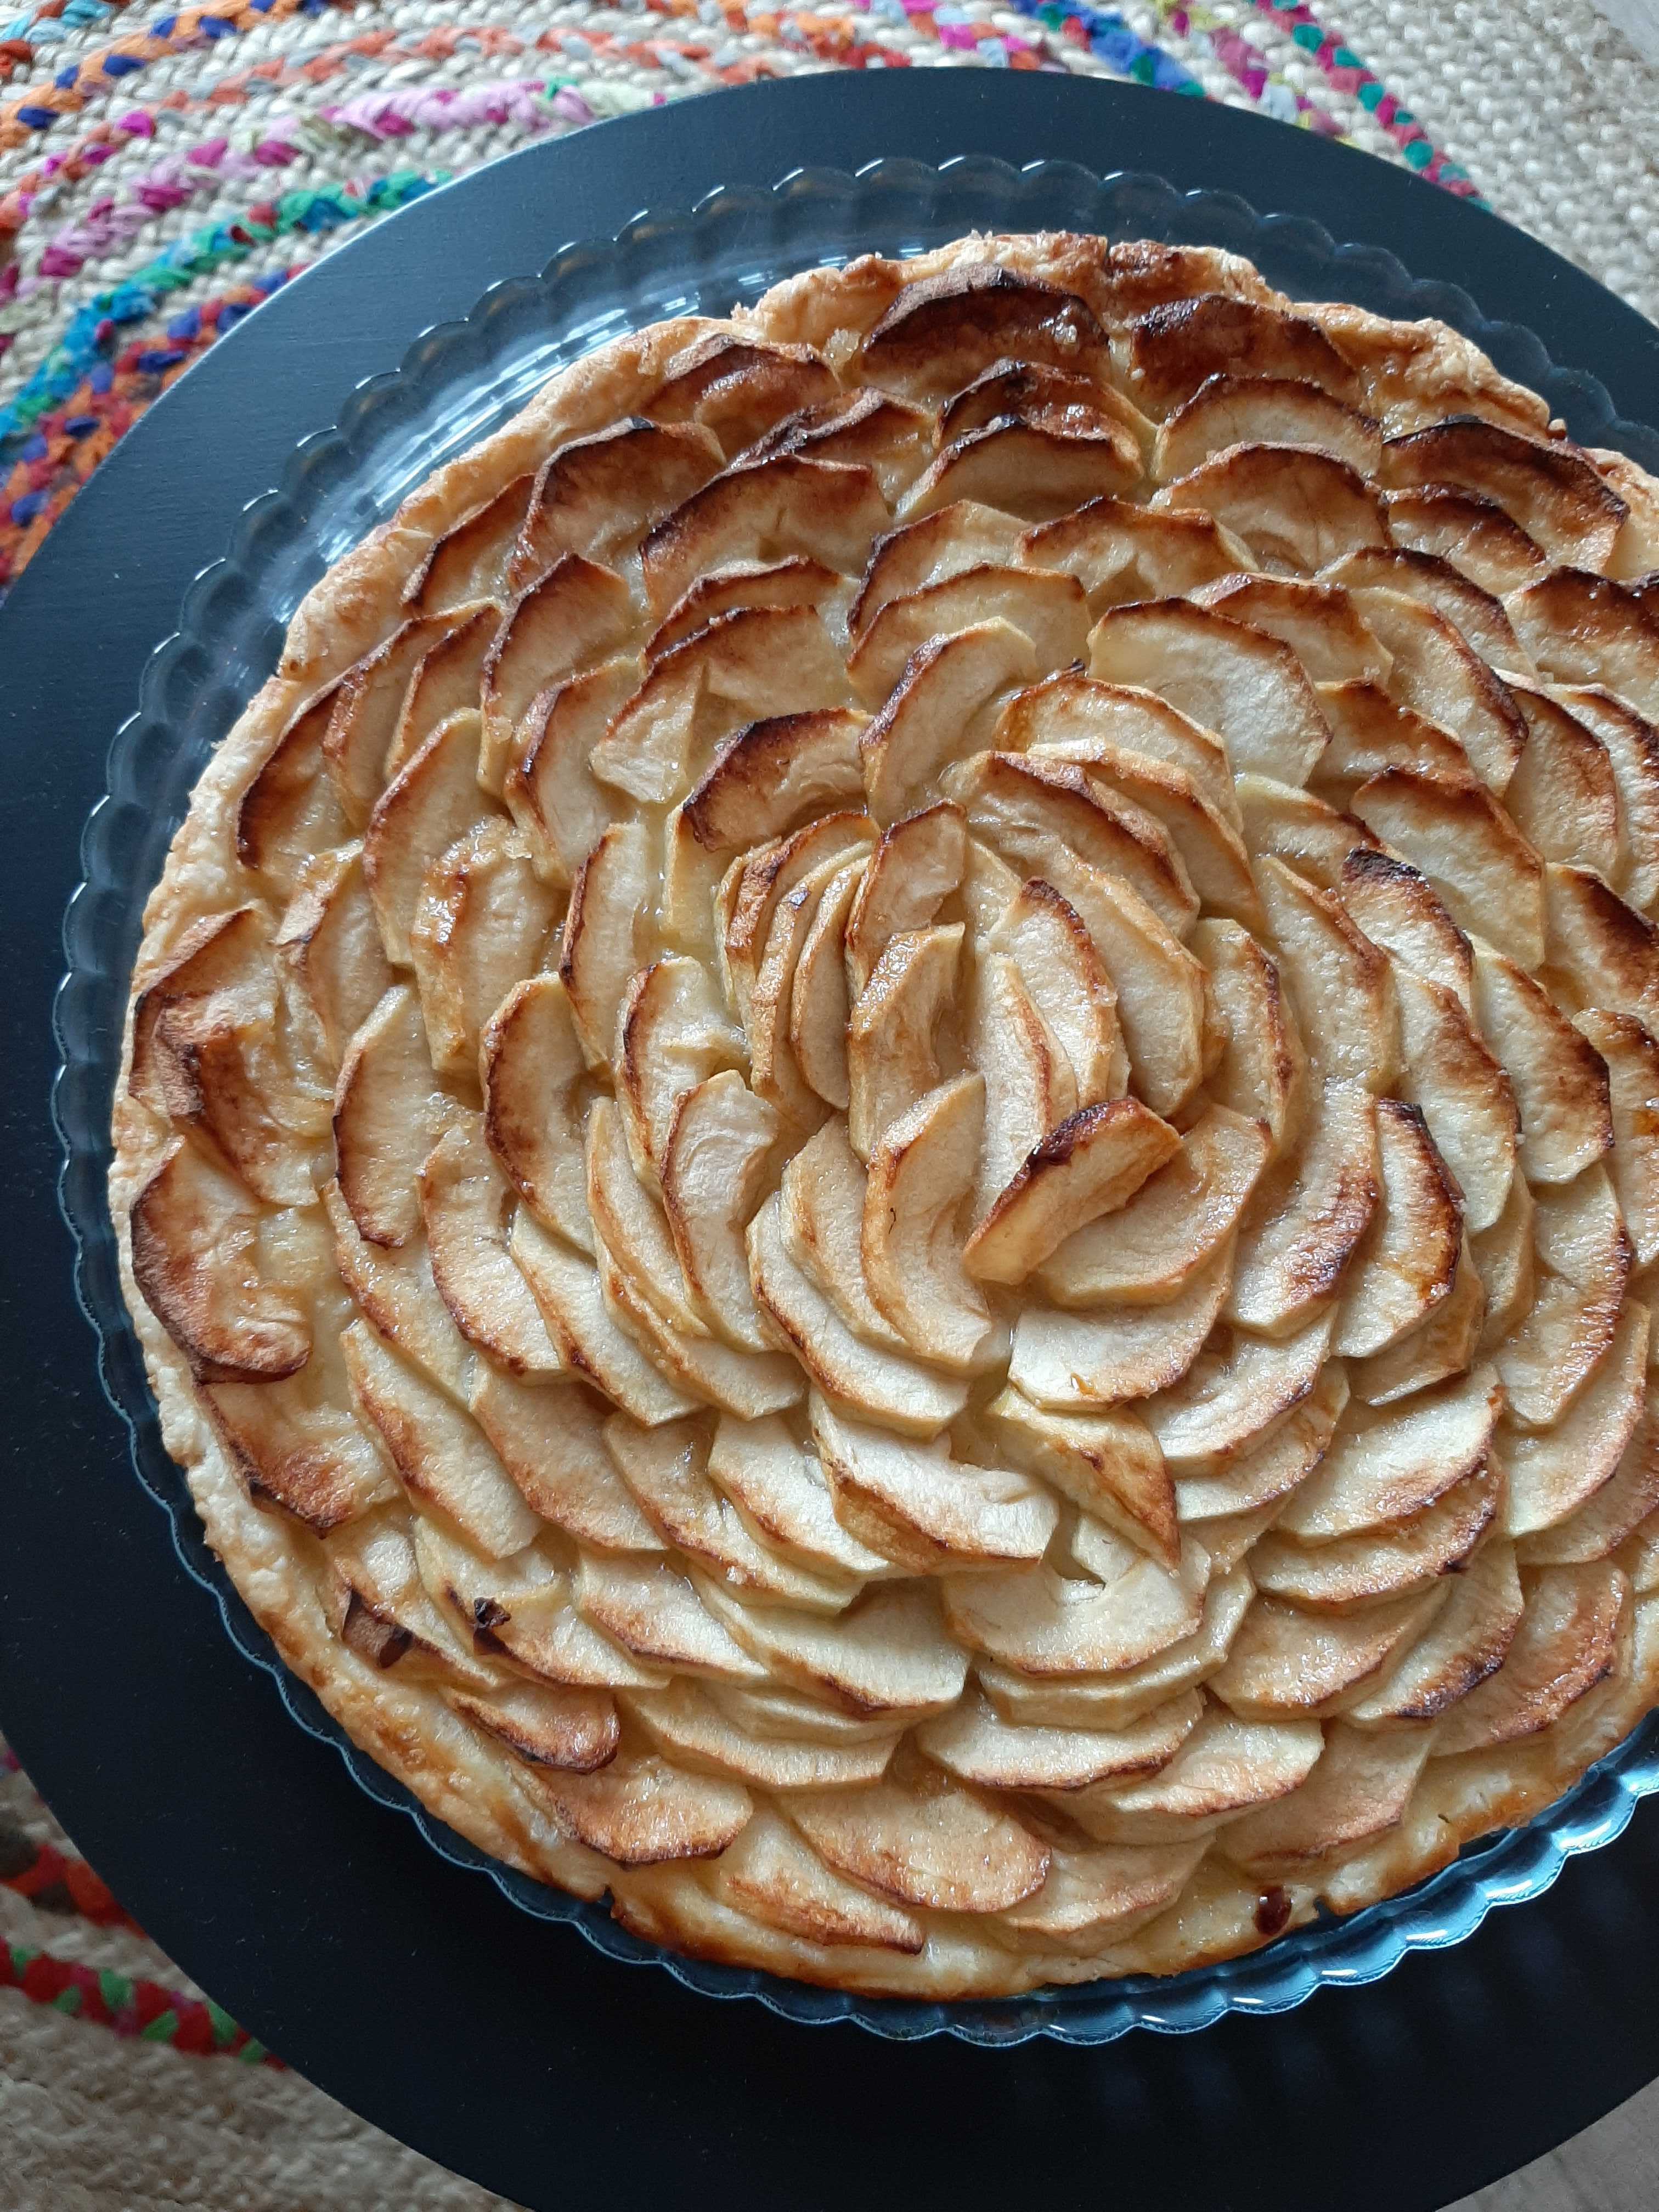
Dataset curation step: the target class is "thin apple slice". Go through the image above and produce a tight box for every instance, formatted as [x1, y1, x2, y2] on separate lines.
[848, 564, 1090, 706]
[1210, 1584, 1448, 1718]
[998, 670, 1237, 820]
[641, 454, 888, 617]
[1550, 684, 1659, 910]
[843, 802, 964, 995]
[1145, 1307, 1337, 1467]
[1575, 1009, 1659, 1266]
[1313, 677, 1477, 805]
[333, 983, 460, 1249]
[1355, 770, 1546, 973]
[983, 1385, 1175, 1564]
[1394, 966, 1517, 1234]
[1507, 569, 1659, 720]
[1505, 1297, 1649, 1539]
[944, 749, 1199, 940]
[510, 415, 725, 580]
[978, 1565, 1254, 1732]
[593, 605, 852, 809]
[594, 1229, 803, 1423]
[239, 692, 352, 890]
[746, 1194, 967, 1437]
[966, 1098, 1180, 1286]
[447, 1679, 619, 1776]
[1344, 1536, 1525, 1726]
[1251, 1462, 1500, 1610]
[131, 1139, 311, 1383]
[1430, 1560, 1630, 1757]
[466, 1367, 663, 1553]
[780, 1121, 906, 1353]
[1172, 1362, 1348, 1516]
[1041, 1107, 1272, 1309]
[1347, 587, 1526, 792]
[661, 1073, 779, 1352]
[1040, 739, 1261, 926]
[508, 1207, 698, 1426]
[1226, 1079, 1379, 1336]
[504, 656, 631, 885]
[1216, 1722, 1430, 1876]
[988, 878, 1127, 1109]
[1502, 685, 1624, 882]
[850, 500, 1027, 636]
[412, 1523, 667, 1691]
[861, 1074, 1001, 1372]
[857, 263, 1110, 392]
[1471, 943, 1611, 1184]
[785, 1759, 1048, 1915]
[274, 844, 393, 1074]
[1328, 544, 1526, 666]
[1039, 859, 1208, 1118]
[559, 820, 654, 1071]
[342, 1318, 540, 1558]
[1338, 845, 1472, 1009]
[1194, 918, 1307, 1152]
[788, 859, 862, 1111]
[1002, 1835, 1209, 1949]
[1154, 373, 1381, 479]
[1544, 862, 1659, 1030]
[646, 556, 840, 662]
[741, 387, 934, 501]
[479, 555, 633, 792]
[1276, 1364, 1502, 1541]
[323, 1178, 473, 1401]
[720, 811, 874, 1029]
[1529, 1396, 1659, 1567]
[584, 1096, 709, 1341]
[1089, 601, 1331, 785]
[522, 1752, 752, 1868]
[859, 620, 1036, 826]
[811, 1397, 1057, 1575]
[324, 1510, 498, 1685]
[744, 850, 858, 1130]
[1384, 486, 1548, 594]
[1153, 443, 1385, 571]
[1067, 1706, 1325, 1846]
[1121, 293, 1361, 417]
[697, 1577, 970, 1718]
[963, 949, 1076, 1215]
[901, 416, 1140, 523]
[1008, 1235, 1235, 1411]
[363, 709, 492, 968]
[409, 820, 560, 1079]
[942, 1532, 1211, 1679]
[321, 617, 464, 821]
[921, 1686, 1200, 1793]
[402, 474, 534, 617]
[706, 1414, 891, 1579]
[479, 973, 592, 1256]
[605, 1417, 851, 1609]
[1331, 1099, 1463, 1359]
[1238, 772, 1379, 894]
[418, 1119, 562, 1378]
[575, 1552, 769, 1683]
[1354, 1229, 1486, 1405]
[708, 1809, 924, 1955]
[1023, 497, 1252, 613]
[1257, 854, 1402, 1091]
[1496, 1165, 1631, 1430]
[205, 1367, 398, 1533]
[615, 955, 744, 1190]
[647, 333, 840, 453]
[1381, 417, 1625, 568]
[845, 923, 962, 1161]
[631, 1679, 896, 1790]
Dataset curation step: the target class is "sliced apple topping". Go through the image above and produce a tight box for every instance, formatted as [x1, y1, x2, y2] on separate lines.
[985, 878, 1128, 1107]
[1550, 684, 1659, 909]
[1381, 418, 1626, 568]
[661, 1072, 779, 1351]
[1496, 1165, 1632, 1430]
[385, 606, 499, 781]
[206, 1366, 398, 1534]
[812, 1397, 1056, 1575]
[410, 820, 560, 1080]
[132, 1139, 312, 1384]
[1430, 1561, 1630, 1758]
[479, 556, 634, 794]
[848, 565, 1089, 706]
[1070, 1706, 1325, 1846]
[1217, 1723, 1430, 1876]
[333, 984, 461, 1249]
[1154, 444, 1385, 572]
[697, 1577, 969, 1719]
[1252, 1460, 1499, 1611]
[641, 455, 888, 618]
[558, 819, 654, 1071]
[1544, 862, 1659, 1030]
[1008, 1234, 1235, 1412]
[238, 692, 351, 890]
[1154, 374, 1381, 480]
[615, 956, 744, 1188]
[502, 657, 633, 887]
[846, 923, 962, 1161]
[1024, 497, 1252, 611]
[323, 616, 465, 822]
[1256, 858, 1401, 1091]
[862, 1075, 1002, 1373]
[943, 1531, 1212, 1680]
[1194, 917, 1307, 1150]
[857, 264, 1111, 403]
[860, 620, 1036, 825]
[1383, 485, 1549, 596]
[1575, 1009, 1659, 1267]
[851, 500, 1028, 636]
[274, 845, 393, 1076]
[983, 1386, 1175, 1564]
[417, 1119, 562, 1378]
[1090, 601, 1331, 786]
[467, 1367, 662, 1554]
[1330, 1099, 1462, 1359]
[1146, 1307, 1336, 1468]
[966, 1098, 1180, 1288]
[1194, 573, 1389, 685]
[402, 477, 534, 618]
[1210, 1583, 1448, 1719]
[1346, 587, 1526, 793]
[509, 1207, 698, 1427]
[523, 1752, 753, 1868]
[1505, 1296, 1649, 1541]
[1471, 944, 1611, 1184]
[1120, 294, 1361, 417]
[510, 417, 726, 584]
[1343, 1536, 1524, 1726]
[363, 709, 496, 969]
[707, 1809, 924, 1954]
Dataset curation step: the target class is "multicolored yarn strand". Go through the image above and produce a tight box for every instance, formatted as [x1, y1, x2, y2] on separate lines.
[0, 0, 1499, 599]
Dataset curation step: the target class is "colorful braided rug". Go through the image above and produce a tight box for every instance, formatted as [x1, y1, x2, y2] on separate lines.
[3, 3, 1659, 2203]
[3, 0, 1659, 604]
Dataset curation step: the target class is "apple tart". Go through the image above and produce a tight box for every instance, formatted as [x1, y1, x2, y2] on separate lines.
[111, 232, 1659, 1997]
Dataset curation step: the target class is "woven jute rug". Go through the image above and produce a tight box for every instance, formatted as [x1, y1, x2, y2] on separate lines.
[4, 0, 1659, 2202]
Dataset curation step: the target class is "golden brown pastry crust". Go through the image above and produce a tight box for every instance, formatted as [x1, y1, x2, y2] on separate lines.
[111, 233, 1659, 1999]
